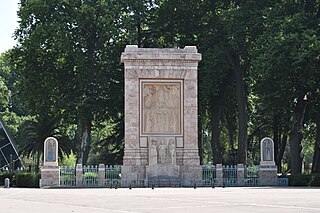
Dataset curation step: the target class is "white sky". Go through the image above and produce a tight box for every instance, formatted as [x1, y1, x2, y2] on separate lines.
[0, 0, 20, 54]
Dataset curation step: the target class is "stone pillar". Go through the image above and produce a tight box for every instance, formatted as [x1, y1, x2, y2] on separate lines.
[98, 164, 105, 187]
[237, 164, 245, 186]
[76, 164, 83, 187]
[121, 45, 202, 186]
[259, 137, 278, 185]
[215, 164, 223, 186]
[40, 137, 60, 187]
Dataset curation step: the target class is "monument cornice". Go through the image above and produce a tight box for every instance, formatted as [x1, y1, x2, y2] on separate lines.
[121, 45, 202, 62]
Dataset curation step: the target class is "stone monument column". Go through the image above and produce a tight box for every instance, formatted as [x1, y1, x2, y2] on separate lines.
[40, 137, 60, 187]
[259, 137, 278, 185]
[121, 45, 202, 185]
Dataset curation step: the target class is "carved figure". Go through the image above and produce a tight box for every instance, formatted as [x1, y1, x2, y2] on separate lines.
[265, 140, 272, 161]
[168, 139, 176, 164]
[158, 140, 167, 164]
[47, 139, 56, 161]
[149, 140, 158, 165]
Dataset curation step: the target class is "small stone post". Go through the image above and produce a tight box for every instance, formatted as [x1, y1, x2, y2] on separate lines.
[237, 164, 245, 186]
[76, 164, 83, 187]
[4, 178, 10, 188]
[40, 137, 60, 187]
[98, 164, 105, 187]
[215, 164, 223, 186]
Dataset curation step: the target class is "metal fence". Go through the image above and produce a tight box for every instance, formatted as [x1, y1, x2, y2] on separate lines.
[82, 165, 99, 187]
[60, 167, 76, 187]
[245, 165, 259, 186]
[202, 165, 216, 186]
[223, 165, 237, 186]
[105, 165, 121, 187]
[57, 164, 288, 187]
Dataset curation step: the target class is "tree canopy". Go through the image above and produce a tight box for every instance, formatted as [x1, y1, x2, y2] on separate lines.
[1, 0, 319, 174]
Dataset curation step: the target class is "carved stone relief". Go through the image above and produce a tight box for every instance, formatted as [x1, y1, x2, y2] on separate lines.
[148, 137, 176, 165]
[261, 137, 274, 162]
[142, 82, 181, 135]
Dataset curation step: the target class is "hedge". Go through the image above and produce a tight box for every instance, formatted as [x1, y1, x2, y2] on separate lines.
[288, 173, 320, 186]
[15, 173, 40, 188]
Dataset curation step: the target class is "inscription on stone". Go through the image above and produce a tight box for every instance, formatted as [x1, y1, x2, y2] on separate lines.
[141, 81, 181, 135]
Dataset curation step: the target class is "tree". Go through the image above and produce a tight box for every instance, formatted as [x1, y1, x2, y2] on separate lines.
[253, 1, 320, 174]
[14, 0, 129, 165]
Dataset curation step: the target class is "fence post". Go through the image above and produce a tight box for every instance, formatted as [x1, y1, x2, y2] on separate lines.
[237, 164, 245, 186]
[98, 164, 105, 187]
[76, 164, 83, 187]
[216, 164, 223, 187]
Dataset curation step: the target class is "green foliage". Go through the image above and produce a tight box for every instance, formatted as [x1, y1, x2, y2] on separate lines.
[1, 0, 319, 171]
[60, 151, 77, 167]
[15, 172, 40, 188]
[288, 173, 320, 186]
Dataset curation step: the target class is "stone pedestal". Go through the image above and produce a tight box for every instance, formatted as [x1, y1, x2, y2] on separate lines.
[40, 166, 60, 187]
[237, 164, 245, 186]
[259, 137, 278, 185]
[98, 164, 105, 187]
[40, 137, 59, 187]
[76, 164, 83, 187]
[146, 164, 180, 178]
[121, 45, 202, 186]
[215, 164, 223, 186]
[259, 164, 278, 186]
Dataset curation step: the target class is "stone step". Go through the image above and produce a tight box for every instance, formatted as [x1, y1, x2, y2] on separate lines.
[148, 176, 181, 187]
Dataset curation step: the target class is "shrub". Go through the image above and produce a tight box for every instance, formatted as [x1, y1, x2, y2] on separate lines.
[288, 173, 320, 186]
[16, 173, 40, 188]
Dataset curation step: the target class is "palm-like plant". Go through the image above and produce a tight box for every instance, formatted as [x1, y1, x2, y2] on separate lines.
[18, 116, 74, 171]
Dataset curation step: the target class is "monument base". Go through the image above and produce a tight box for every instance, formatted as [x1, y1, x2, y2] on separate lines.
[146, 164, 180, 178]
[259, 163, 278, 186]
[40, 166, 60, 187]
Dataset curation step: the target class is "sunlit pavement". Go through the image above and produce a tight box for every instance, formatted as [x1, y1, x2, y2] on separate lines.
[1, 187, 320, 213]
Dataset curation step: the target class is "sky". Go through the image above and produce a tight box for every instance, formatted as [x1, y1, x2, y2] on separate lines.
[0, 0, 20, 54]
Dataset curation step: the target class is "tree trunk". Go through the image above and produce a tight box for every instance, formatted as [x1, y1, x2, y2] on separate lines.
[290, 94, 309, 174]
[76, 24, 95, 165]
[210, 96, 223, 164]
[227, 52, 248, 164]
[225, 112, 236, 164]
[277, 124, 289, 173]
[312, 116, 320, 173]
[76, 120, 92, 165]
[273, 114, 279, 167]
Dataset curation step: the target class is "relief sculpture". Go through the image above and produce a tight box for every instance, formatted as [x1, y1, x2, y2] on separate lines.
[148, 137, 176, 165]
[142, 82, 180, 134]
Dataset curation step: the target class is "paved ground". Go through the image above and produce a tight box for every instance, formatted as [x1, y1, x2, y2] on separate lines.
[1, 187, 320, 213]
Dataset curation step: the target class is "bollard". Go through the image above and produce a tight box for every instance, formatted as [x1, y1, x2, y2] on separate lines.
[193, 181, 197, 189]
[4, 178, 10, 188]
[151, 184, 155, 190]
[129, 184, 132, 190]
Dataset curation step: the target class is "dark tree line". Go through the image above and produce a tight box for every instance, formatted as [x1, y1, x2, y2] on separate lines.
[0, 0, 319, 174]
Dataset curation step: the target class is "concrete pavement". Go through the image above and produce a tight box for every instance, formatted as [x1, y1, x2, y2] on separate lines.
[1, 187, 320, 213]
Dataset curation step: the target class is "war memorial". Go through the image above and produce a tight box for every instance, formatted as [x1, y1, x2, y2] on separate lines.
[37, 45, 280, 188]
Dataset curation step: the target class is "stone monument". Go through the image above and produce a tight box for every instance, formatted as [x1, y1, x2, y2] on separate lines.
[259, 137, 277, 185]
[121, 45, 202, 185]
[40, 137, 60, 187]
